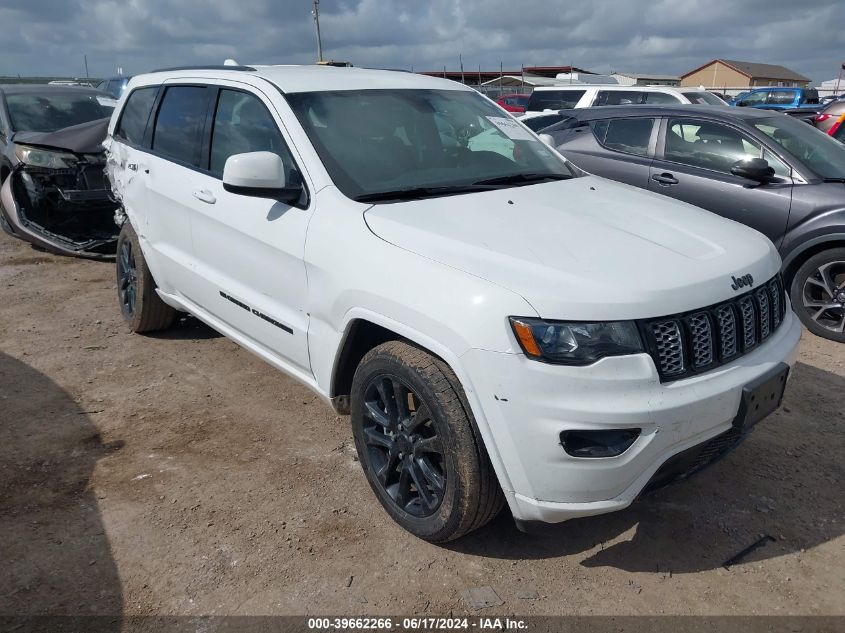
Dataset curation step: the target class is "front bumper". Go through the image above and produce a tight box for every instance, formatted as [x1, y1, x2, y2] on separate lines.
[462, 308, 802, 523]
[0, 165, 118, 259]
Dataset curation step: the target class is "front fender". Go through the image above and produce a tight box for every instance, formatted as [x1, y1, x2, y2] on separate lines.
[781, 208, 845, 277]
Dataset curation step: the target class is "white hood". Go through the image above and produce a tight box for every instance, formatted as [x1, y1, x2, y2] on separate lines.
[363, 176, 781, 320]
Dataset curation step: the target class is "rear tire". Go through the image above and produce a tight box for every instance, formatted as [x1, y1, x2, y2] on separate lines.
[790, 247, 845, 342]
[350, 340, 504, 542]
[116, 222, 176, 333]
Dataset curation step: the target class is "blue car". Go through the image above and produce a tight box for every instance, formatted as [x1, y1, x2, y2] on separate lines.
[730, 87, 819, 110]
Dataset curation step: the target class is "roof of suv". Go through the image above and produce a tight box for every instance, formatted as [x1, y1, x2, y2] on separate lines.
[130, 65, 467, 94]
[532, 85, 705, 92]
[554, 104, 783, 122]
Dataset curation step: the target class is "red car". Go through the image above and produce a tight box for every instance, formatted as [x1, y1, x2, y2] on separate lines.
[496, 93, 529, 113]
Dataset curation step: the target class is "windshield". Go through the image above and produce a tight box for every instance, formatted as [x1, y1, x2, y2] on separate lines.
[287, 89, 571, 201]
[6, 92, 112, 133]
[682, 91, 726, 106]
[754, 115, 845, 179]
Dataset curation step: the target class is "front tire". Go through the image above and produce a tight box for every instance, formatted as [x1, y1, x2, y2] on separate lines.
[116, 222, 176, 333]
[790, 247, 845, 342]
[350, 341, 503, 542]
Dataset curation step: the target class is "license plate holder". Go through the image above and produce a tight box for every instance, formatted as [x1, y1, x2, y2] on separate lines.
[733, 363, 790, 432]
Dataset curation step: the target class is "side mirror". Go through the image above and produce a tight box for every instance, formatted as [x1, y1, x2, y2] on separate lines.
[736, 100, 748, 107]
[538, 133, 555, 147]
[731, 157, 775, 183]
[222, 151, 300, 201]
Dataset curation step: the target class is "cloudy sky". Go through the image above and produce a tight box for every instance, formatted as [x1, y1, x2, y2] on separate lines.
[0, 0, 842, 83]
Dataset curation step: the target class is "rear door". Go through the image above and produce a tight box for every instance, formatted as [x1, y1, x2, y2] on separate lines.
[143, 83, 212, 290]
[559, 117, 658, 188]
[184, 82, 312, 373]
[648, 116, 793, 244]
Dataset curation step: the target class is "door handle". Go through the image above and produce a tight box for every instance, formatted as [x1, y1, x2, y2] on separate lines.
[651, 173, 679, 186]
[192, 189, 217, 204]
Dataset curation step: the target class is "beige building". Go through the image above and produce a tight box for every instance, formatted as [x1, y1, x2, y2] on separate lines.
[680, 59, 810, 89]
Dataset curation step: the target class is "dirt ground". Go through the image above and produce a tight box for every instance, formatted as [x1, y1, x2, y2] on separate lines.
[0, 230, 843, 618]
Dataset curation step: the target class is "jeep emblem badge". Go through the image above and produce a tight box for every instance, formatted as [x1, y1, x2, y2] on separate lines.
[731, 274, 754, 291]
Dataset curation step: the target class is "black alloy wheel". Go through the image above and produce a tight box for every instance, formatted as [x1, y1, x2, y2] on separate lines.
[117, 238, 137, 320]
[350, 341, 504, 542]
[360, 374, 447, 517]
[115, 222, 176, 333]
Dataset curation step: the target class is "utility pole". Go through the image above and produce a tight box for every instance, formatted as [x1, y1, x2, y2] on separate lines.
[460, 53, 464, 85]
[836, 61, 845, 95]
[312, 0, 324, 62]
[83, 54, 89, 79]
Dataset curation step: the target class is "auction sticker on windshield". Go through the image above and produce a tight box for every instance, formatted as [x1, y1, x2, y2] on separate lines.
[486, 116, 535, 141]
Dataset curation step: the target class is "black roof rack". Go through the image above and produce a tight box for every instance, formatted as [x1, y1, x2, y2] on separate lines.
[150, 64, 256, 73]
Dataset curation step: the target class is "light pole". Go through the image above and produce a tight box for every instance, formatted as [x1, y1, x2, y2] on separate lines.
[312, 0, 324, 62]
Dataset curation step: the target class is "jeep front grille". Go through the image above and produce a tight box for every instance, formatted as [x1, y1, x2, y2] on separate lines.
[640, 275, 786, 382]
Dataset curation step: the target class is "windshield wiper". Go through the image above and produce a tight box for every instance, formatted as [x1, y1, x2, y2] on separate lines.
[822, 177, 845, 183]
[353, 173, 571, 203]
[471, 173, 571, 187]
[353, 185, 485, 203]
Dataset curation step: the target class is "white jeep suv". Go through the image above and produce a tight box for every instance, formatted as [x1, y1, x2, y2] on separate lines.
[105, 64, 800, 542]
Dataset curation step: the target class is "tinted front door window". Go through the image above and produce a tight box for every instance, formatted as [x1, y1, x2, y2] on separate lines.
[209, 89, 295, 177]
[664, 119, 761, 173]
[740, 91, 768, 106]
[152, 86, 207, 166]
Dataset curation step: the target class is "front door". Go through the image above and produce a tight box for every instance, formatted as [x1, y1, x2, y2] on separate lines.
[648, 117, 793, 246]
[185, 85, 312, 374]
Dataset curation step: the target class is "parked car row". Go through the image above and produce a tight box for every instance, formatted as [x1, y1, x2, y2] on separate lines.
[537, 104, 845, 342]
[0, 66, 808, 543]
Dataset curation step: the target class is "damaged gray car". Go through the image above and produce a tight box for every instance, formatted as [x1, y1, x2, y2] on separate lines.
[0, 85, 120, 258]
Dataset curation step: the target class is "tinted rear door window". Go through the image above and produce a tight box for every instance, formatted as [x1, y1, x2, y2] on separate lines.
[643, 91, 681, 104]
[152, 86, 208, 166]
[768, 91, 796, 105]
[115, 87, 158, 146]
[592, 118, 655, 156]
[526, 90, 586, 111]
[593, 91, 645, 106]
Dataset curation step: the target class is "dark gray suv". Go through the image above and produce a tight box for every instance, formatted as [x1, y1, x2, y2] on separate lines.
[542, 105, 845, 342]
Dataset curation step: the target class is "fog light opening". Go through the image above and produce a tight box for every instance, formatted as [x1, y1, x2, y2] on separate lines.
[560, 428, 641, 458]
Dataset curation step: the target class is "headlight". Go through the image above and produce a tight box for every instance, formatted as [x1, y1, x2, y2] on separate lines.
[15, 145, 78, 169]
[509, 317, 643, 365]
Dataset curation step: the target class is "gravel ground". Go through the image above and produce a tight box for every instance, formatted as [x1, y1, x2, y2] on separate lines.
[0, 231, 843, 617]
